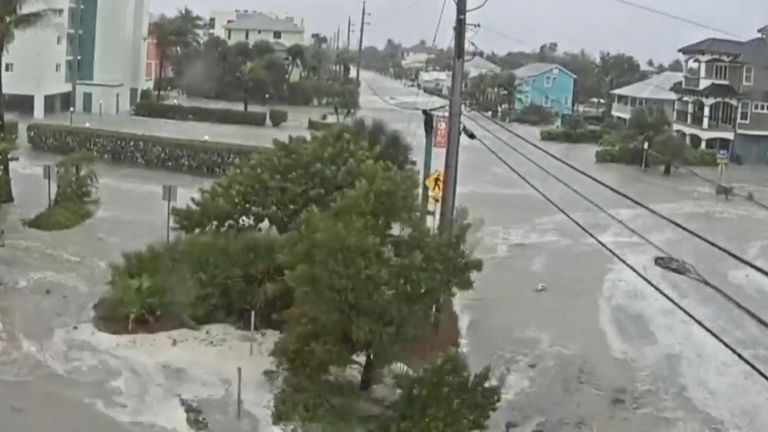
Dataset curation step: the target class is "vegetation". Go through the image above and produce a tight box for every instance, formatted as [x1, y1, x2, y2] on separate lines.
[465, 71, 516, 115]
[134, 101, 268, 126]
[151, 8, 204, 101]
[268, 109, 288, 127]
[25, 153, 99, 231]
[27, 123, 260, 175]
[0, 1, 61, 205]
[540, 127, 607, 143]
[514, 104, 555, 125]
[307, 118, 340, 132]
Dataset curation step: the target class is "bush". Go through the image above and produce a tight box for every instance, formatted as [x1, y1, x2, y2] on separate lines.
[27, 123, 261, 175]
[139, 89, 154, 102]
[308, 118, 339, 132]
[134, 101, 268, 126]
[24, 201, 94, 231]
[515, 105, 555, 125]
[269, 109, 289, 127]
[599, 130, 635, 148]
[286, 81, 315, 105]
[540, 127, 606, 143]
[1, 120, 19, 144]
[683, 149, 718, 166]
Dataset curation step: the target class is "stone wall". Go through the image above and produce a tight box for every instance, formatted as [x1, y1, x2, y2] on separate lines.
[27, 123, 263, 175]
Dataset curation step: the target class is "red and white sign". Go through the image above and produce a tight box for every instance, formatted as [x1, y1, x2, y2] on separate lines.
[434, 115, 449, 149]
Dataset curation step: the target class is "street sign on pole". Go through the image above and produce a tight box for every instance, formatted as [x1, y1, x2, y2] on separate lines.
[161, 184, 178, 244]
[434, 115, 449, 149]
[717, 149, 729, 163]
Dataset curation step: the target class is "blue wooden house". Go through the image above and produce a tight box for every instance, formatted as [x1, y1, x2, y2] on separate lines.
[513, 63, 576, 115]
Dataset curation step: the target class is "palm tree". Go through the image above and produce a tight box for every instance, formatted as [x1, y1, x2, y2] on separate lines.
[240, 61, 269, 111]
[286, 43, 304, 79]
[0, 0, 60, 204]
[151, 10, 203, 102]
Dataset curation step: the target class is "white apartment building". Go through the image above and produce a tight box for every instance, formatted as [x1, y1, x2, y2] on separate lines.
[208, 10, 305, 48]
[3, 0, 149, 119]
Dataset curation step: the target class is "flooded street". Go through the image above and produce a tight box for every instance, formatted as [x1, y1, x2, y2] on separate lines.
[1, 71, 768, 431]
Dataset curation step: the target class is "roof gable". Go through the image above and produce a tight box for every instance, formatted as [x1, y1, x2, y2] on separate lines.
[512, 62, 576, 79]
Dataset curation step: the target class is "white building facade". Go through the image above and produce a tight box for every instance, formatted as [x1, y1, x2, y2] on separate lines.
[208, 10, 304, 47]
[2, 0, 149, 119]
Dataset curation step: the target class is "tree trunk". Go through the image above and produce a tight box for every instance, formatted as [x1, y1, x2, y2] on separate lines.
[156, 53, 165, 102]
[359, 352, 374, 391]
[0, 47, 13, 205]
[663, 163, 672, 176]
[243, 90, 249, 112]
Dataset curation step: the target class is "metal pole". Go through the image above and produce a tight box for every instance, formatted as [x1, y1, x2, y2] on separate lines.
[70, 0, 82, 113]
[421, 114, 434, 211]
[355, 1, 367, 84]
[249, 310, 255, 356]
[236, 367, 242, 419]
[47, 176, 52, 208]
[438, 0, 467, 233]
[166, 198, 171, 244]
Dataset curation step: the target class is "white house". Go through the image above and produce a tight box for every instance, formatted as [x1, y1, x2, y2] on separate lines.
[3, 0, 149, 119]
[464, 56, 501, 78]
[610, 71, 682, 122]
[208, 10, 305, 47]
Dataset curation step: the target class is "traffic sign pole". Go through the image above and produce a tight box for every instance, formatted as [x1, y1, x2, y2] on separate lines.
[421, 113, 434, 213]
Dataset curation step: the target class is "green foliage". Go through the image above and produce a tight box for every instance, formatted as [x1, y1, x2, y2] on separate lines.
[540, 127, 606, 143]
[23, 201, 94, 231]
[286, 81, 314, 105]
[173, 120, 414, 235]
[269, 109, 288, 127]
[134, 102, 267, 126]
[139, 88, 154, 102]
[379, 351, 501, 432]
[27, 123, 260, 175]
[628, 106, 669, 139]
[598, 130, 635, 148]
[651, 132, 686, 164]
[466, 71, 516, 112]
[594, 145, 649, 164]
[684, 149, 718, 166]
[307, 118, 339, 131]
[515, 104, 555, 125]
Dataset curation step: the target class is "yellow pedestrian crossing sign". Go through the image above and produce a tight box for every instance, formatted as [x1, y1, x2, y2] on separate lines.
[425, 170, 443, 203]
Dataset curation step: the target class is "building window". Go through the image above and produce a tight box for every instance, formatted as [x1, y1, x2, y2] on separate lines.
[56, 63, 61, 72]
[713, 63, 729, 81]
[562, 95, 570, 106]
[744, 65, 754, 85]
[739, 100, 751, 123]
[57, 35, 62, 45]
[543, 95, 551, 107]
[552, 68, 559, 75]
[4, 63, 13, 73]
[208, 17, 215, 28]
[754, 102, 768, 113]
[227, 30, 232, 40]
[245, 30, 249, 41]
[544, 76, 552, 87]
[273, 31, 282, 40]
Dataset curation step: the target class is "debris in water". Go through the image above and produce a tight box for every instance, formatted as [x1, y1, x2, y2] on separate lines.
[535, 283, 547, 293]
[180, 398, 209, 432]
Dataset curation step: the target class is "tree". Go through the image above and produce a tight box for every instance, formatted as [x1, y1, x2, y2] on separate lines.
[286, 43, 305, 79]
[379, 351, 501, 432]
[598, 52, 643, 96]
[240, 61, 269, 111]
[0, 0, 61, 204]
[251, 40, 275, 58]
[151, 17, 181, 101]
[628, 105, 669, 141]
[653, 132, 687, 175]
[667, 59, 684, 72]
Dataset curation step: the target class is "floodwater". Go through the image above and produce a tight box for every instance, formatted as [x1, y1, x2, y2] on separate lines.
[1, 72, 768, 431]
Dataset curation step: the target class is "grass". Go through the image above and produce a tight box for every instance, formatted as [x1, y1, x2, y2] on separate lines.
[24, 202, 95, 231]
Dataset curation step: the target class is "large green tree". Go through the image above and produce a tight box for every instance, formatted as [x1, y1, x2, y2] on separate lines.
[0, 0, 61, 204]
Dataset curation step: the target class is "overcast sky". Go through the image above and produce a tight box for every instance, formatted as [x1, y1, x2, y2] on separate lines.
[153, 0, 768, 62]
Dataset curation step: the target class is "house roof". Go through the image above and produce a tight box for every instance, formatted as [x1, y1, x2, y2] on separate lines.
[465, 56, 501, 75]
[758, 25, 768, 34]
[610, 72, 682, 100]
[224, 12, 303, 32]
[513, 62, 576, 78]
[678, 36, 768, 68]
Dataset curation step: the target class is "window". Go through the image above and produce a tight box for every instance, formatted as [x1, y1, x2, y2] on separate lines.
[544, 75, 552, 87]
[744, 65, 754, 85]
[227, 30, 232, 40]
[552, 68, 559, 75]
[543, 95, 551, 107]
[713, 63, 729, 81]
[209, 17, 215, 28]
[754, 102, 768, 113]
[4, 63, 13, 73]
[56, 63, 61, 73]
[562, 95, 570, 106]
[273, 31, 282, 40]
[57, 35, 62, 45]
[739, 100, 751, 123]
[245, 30, 249, 41]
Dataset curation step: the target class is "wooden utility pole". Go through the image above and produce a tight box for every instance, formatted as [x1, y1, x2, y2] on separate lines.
[438, 0, 468, 233]
[347, 15, 353, 49]
[356, 1, 369, 84]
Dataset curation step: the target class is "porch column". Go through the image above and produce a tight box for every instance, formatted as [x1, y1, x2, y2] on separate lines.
[33, 94, 45, 119]
[687, 101, 694, 124]
[685, 134, 692, 145]
[703, 104, 710, 129]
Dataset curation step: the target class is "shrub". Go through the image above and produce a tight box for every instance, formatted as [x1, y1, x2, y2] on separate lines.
[1, 120, 19, 144]
[683, 149, 718, 166]
[27, 123, 261, 175]
[134, 101, 268, 126]
[540, 127, 606, 143]
[308, 118, 339, 132]
[269, 109, 289, 127]
[24, 201, 94, 231]
[139, 88, 154, 102]
[515, 105, 555, 125]
[599, 130, 635, 148]
[286, 81, 315, 105]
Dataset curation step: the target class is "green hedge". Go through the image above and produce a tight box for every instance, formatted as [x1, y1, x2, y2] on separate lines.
[683, 149, 718, 166]
[2, 120, 18, 144]
[308, 118, 340, 132]
[595, 145, 653, 165]
[24, 202, 94, 231]
[270, 109, 288, 127]
[133, 101, 268, 126]
[540, 127, 606, 143]
[27, 123, 261, 175]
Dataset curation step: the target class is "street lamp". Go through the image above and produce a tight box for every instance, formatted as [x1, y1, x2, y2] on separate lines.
[69, 107, 74, 125]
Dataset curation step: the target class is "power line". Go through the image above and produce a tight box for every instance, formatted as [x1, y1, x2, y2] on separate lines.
[606, 0, 748, 40]
[467, 129, 768, 383]
[432, 0, 449, 48]
[475, 112, 768, 282]
[464, 114, 768, 332]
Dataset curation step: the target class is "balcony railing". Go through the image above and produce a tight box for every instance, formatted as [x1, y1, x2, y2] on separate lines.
[675, 110, 688, 123]
[683, 75, 700, 89]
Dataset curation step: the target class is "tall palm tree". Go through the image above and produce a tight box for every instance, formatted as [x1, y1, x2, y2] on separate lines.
[286, 44, 304, 79]
[0, 0, 60, 204]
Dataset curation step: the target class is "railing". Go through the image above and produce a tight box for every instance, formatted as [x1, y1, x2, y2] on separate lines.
[691, 113, 704, 127]
[683, 75, 700, 89]
[675, 110, 689, 123]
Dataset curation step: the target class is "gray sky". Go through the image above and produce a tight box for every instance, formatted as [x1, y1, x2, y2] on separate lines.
[152, 0, 768, 62]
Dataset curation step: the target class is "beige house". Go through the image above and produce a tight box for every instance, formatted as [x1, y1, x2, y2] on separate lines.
[209, 10, 305, 47]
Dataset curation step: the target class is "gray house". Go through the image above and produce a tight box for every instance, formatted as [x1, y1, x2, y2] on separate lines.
[611, 72, 682, 123]
[671, 25, 768, 164]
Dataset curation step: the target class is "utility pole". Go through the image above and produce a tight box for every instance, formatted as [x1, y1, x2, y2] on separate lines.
[70, 0, 82, 113]
[336, 26, 341, 51]
[356, 1, 370, 84]
[438, 0, 467, 233]
[347, 15, 353, 50]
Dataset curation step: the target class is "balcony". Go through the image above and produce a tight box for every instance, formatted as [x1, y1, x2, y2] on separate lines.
[683, 75, 700, 89]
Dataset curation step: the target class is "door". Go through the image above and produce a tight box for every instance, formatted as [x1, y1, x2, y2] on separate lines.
[83, 92, 93, 114]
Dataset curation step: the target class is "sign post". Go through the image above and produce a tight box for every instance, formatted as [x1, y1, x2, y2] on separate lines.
[43, 164, 54, 208]
[421, 111, 434, 212]
[425, 170, 444, 230]
[161, 184, 178, 244]
[642, 141, 649, 171]
[717, 149, 729, 184]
